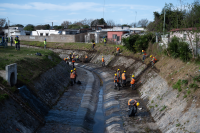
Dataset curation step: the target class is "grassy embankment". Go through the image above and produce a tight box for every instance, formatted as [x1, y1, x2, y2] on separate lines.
[20, 40, 200, 110]
[0, 46, 62, 102]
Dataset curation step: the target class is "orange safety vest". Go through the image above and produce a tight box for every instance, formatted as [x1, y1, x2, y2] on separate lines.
[128, 99, 137, 106]
[70, 72, 75, 79]
[152, 57, 157, 63]
[122, 73, 126, 80]
[144, 52, 147, 56]
[102, 58, 104, 62]
[117, 48, 120, 51]
[114, 76, 119, 82]
[64, 58, 68, 61]
[131, 78, 135, 84]
[72, 59, 75, 63]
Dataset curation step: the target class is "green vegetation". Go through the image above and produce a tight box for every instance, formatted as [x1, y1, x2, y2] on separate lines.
[160, 105, 167, 111]
[122, 32, 155, 53]
[176, 123, 181, 127]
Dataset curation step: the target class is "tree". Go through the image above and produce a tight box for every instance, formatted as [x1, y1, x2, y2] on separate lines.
[53, 25, 64, 30]
[24, 24, 35, 31]
[137, 19, 149, 28]
[130, 22, 137, 28]
[4, 22, 8, 29]
[61, 21, 72, 28]
[91, 18, 107, 26]
[106, 20, 115, 26]
[0, 18, 6, 30]
[10, 24, 24, 28]
[121, 24, 131, 27]
[34, 24, 50, 30]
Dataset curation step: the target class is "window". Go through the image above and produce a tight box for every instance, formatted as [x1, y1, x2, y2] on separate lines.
[40, 33, 43, 36]
[183, 34, 187, 41]
[46, 33, 49, 36]
[112, 34, 117, 39]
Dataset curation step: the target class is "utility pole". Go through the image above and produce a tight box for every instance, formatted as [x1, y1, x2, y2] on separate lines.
[135, 11, 137, 24]
[7, 17, 9, 37]
[163, 7, 165, 35]
[103, 0, 105, 19]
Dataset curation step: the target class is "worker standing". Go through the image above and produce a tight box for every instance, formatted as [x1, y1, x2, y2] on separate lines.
[128, 99, 139, 117]
[85, 55, 88, 63]
[104, 37, 107, 46]
[102, 56, 105, 67]
[142, 50, 147, 62]
[76, 54, 79, 61]
[114, 73, 120, 89]
[116, 47, 120, 56]
[70, 70, 75, 86]
[73, 68, 77, 83]
[44, 39, 47, 49]
[117, 69, 121, 82]
[130, 75, 136, 90]
[69, 53, 72, 61]
[92, 42, 95, 50]
[14, 36, 20, 51]
[72, 57, 75, 68]
[122, 71, 127, 87]
[72, 53, 75, 59]
[10, 36, 13, 47]
[150, 55, 157, 68]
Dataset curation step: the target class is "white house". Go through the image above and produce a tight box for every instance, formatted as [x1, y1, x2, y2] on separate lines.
[32, 30, 61, 36]
[3, 27, 31, 37]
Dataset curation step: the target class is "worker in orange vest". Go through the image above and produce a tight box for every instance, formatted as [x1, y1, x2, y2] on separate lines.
[102, 56, 105, 67]
[142, 50, 147, 62]
[85, 55, 88, 63]
[73, 68, 77, 83]
[114, 73, 120, 89]
[72, 57, 75, 68]
[150, 55, 157, 68]
[128, 99, 140, 117]
[116, 47, 120, 55]
[130, 75, 136, 90]
[64, 57, 69, 64]
[122, 70, 127, 87]
[70, 70, 75, 86]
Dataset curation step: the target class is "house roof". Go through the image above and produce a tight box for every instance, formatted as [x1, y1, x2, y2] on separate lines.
[170, 27, 200, 32]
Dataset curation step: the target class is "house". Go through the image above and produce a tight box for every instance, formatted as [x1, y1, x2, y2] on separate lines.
[170, 28, 200, 55]
[3, 27, 31, 37]
[91, 25, 113, 30]
[130, 28, 145, 34]
[32, 30, 61, 36]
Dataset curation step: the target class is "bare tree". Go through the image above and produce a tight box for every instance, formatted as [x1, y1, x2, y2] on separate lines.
[0, 18, 6, 30]
[106, 20, 115, 26]
[137, 19, 149, 28]
[130, 22, 137, 28]
[61, 21, 72, 28]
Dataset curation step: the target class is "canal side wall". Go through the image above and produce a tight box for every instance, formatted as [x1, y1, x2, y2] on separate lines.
[0, 61, 71, 133]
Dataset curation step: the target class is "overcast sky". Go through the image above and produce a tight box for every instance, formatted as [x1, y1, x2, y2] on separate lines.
[0, 0, 194, 26]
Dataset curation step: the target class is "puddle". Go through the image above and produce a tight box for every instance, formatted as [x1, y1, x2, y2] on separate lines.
[93, 87, 105, 133]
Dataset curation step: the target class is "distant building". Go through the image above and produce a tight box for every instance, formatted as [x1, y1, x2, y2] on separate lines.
[32, 30, 61, 36]
[3, 27, 31, 37]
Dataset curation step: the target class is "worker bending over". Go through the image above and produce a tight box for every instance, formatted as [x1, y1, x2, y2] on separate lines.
[116, 47, 120, 55]
[92, 42, 95, 50]
[70, 70, 75, 86]
[128, 99, 139, 117]
[150, 55, 157, 68]
[73, 68, 77, 83]
[142, 50, 147, 62]
[130, 75, 136, 90]
[102, 56, 105, 67]
[69, 53, 72, 61]
[64, 58, 69, 64]
[122, 71, 127, 87]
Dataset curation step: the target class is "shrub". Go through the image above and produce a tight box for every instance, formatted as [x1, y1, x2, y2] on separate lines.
[181, 80, 188, 85]
[172, 79, 181, 90]
[193, 75, 200, 82]
[189, 83, 198, 89]
[178, 42, 192, 62]
[168, 36, 179, 58]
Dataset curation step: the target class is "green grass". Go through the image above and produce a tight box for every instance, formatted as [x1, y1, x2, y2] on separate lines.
[172, 79, 181, 90]
[0, 46, 62, 94]
[160, 105, 167, 111]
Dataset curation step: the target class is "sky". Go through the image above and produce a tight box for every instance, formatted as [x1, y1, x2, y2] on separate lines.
[0, 0, 195, 27]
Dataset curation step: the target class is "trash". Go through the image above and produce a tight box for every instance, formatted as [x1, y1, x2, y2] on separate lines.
[138, 107, 143, 110]
[199, 70, 200, 72]
[16, 128, 20, 132]
[172, 78, 174, 80]
[35, 52, 42, 56]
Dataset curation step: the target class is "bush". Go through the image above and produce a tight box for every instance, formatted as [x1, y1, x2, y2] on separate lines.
[122, 32, 155, 53]
[167, 36, 191, 62]
[172, 79, 181, 90]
